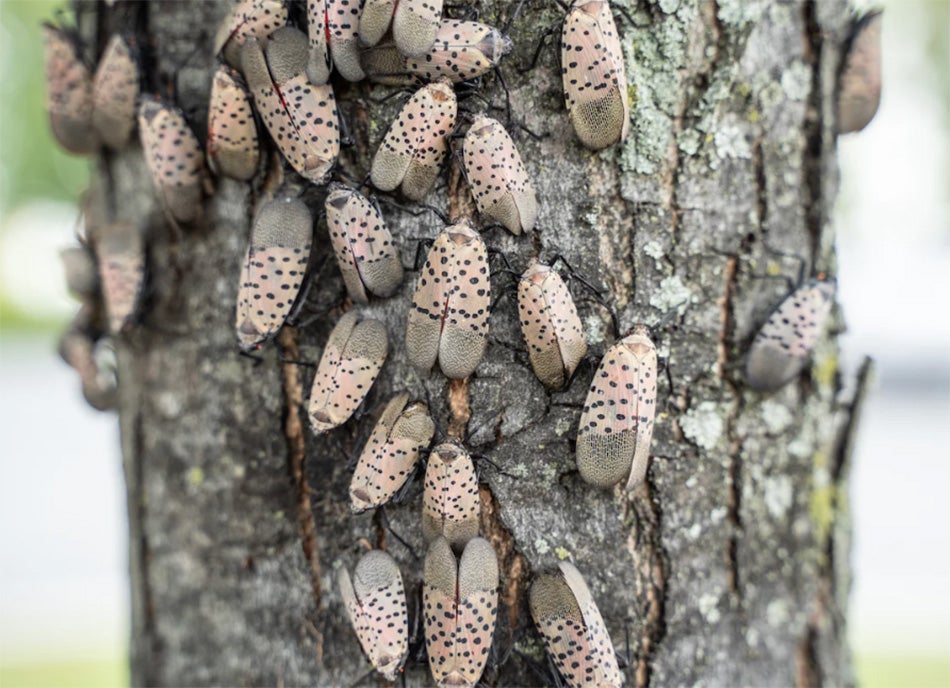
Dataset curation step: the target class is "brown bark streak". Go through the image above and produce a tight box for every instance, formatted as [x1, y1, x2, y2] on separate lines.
[279, 327, 322, 605]
[478, 485, 529, 643]
[627, 483, 668, 688]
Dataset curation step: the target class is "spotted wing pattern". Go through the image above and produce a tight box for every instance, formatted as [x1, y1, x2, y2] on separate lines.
[350, 394, 434, 512]
[576, 325, 657, 490]
[423, 536, 498, 686]
[518, 261, 587, 389]
[406, 221, 489, 378]
[339, 550, 409, 681]
[43, 24, 98, 154]
[421, 442, 480, 550]
[306, 0, 330, 84]
[92, 34, 139, 149]
[529, 562, 622, 688]
[405, 20, 513, 83]
[327, 0, 365, 81]
[746, 279, 835, 392]
[370, 80, 457, 201]
[207, 65, 260, 180]
[561, 0, 629, 150]
[325, 184, 403, 303]
[308, 311, 388, 434]
[214, 0, 288, 68]
[94, 223, 145, 334]
[439, 221, 490, 379]
[137, 97, 206, 224]
[462, 115, 537, 235]
[243, 28, 340, 184]
[235, 197, 312, 351]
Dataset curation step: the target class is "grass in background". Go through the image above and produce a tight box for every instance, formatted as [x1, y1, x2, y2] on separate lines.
[0, 656, 126, 688]
[858, 654, 950, 688]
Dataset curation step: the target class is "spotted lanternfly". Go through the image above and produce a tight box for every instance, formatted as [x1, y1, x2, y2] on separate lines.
[339, 549, 409, 681]
[327, 0, 365, 82]
[461, 115, 538, 235]
[59, 307, 118, 412]
[837, 11, 882, 134]
[325, 184, 404, 303]
[242, 28, 340, 184]
[529, 561, 622, 688]
[214, 0, 289, 69]
[91, 34, 140, 150]
[137, 96, 207, 225]
[358, 0, 396, 48]
[308, 311, 389, 434]
[42, 23, 99, 155]
[207, 65, 260, 181]
[91, 222, 145, 334]
[518, 260, 587, 389]
[370, 79, 457, 201]
[405, 20, 513, 83]
[305, 0, 330, 85]
[60, 245, 99, 301]
[362, 20, 512, 85]
[406, 219, 490, 379]
[745, 278, 835, 393]
[423, 536, 498, 687]
[421, 441, 480, 551]
[350, 392, 435, 513]
[561, 0, 629, 150]
[393, 0, 443, 58]
[235, 197, 313, 351]
[576, 324, 657, 491]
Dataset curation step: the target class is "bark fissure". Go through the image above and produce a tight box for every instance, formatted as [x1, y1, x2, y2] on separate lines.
[725, 434, 743, 597]
[278, 328, 323, 606]
[716, 256, 737, 380]
[753, 135, 768, 235]
[802, 0, 827, 265]
[478, 485, 529, 644]
[627, 483, 668, 688]
[795, 618, 822, 688]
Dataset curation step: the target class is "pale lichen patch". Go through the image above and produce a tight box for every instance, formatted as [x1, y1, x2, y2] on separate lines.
[649, 275, 693, 312]
[681, 402, 725, 450]
[761, 399, 793, 433]
[764, 475, 793, 518]
[780, 61, 811, 101]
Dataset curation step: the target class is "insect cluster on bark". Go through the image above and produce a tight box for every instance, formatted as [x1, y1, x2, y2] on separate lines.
[46, 0, 879, 684]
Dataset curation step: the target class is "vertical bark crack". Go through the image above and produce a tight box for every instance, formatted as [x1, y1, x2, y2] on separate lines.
[716, 257, 737, 380]
[802, 0, 826, 263]
[278, 328, 323, 606]
[725, 435, 742, 597]
[478, 485, 529, 647]
[626, 482, 668, 688]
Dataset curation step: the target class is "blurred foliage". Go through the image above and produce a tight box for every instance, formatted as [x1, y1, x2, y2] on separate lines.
[0, 656, 126, 688]
[920, 0, 949, 130]
[857, 653, 950, 688]
[0, 0, 90, 220]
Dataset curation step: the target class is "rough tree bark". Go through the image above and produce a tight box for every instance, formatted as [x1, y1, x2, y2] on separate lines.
[84, 0, 869, 685]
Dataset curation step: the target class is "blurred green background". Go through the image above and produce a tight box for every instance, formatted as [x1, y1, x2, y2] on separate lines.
[0, 0, 948, 687]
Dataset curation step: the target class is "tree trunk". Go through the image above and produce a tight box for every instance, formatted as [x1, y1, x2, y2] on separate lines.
[86, 0, 868, 685]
